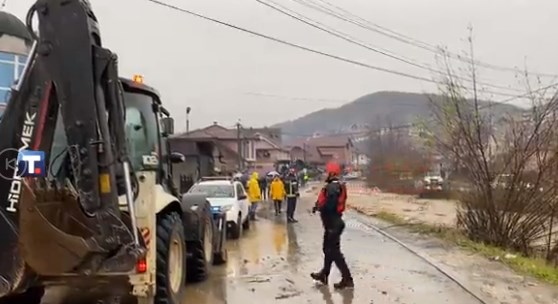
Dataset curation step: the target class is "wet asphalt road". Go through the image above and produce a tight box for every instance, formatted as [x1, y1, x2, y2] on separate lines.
[183, 192, 482, 304]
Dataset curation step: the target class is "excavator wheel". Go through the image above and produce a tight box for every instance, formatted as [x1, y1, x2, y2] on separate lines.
[155, 212, 186, 304]
[186, 202, 214, 283]
[0, 286, 44, 304]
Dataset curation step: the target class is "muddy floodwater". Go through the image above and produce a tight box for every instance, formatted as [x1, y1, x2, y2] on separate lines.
[37, 191, 485, 304]
[183, 194, 481, 304]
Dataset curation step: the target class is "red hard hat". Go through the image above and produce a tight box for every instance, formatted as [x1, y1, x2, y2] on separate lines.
[326, 161, 341, 175]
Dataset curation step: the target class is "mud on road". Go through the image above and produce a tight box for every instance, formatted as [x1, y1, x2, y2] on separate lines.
[40, 188, 558, 303]
[183, 193, 484, 304]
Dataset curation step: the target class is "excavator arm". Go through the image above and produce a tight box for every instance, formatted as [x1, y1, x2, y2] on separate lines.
[0, 0, 143, 296]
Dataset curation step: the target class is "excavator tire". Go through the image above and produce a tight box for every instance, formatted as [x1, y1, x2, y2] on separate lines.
[186, 204, 214, 283]
[155, 212, 186, 304]
[0, 286, 44, 304]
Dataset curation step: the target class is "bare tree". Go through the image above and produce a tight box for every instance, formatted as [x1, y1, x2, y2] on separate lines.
[426, 31, 558, 256]
[367, 117, 431, 194]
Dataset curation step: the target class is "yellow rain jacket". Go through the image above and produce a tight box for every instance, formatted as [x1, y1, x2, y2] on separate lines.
[270, 177, 286, 201]
[247, 172, 261, 203]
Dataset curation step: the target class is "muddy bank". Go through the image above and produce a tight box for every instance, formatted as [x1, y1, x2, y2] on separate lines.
[344, 189, 558, 304]
[347, 191, 458, 228]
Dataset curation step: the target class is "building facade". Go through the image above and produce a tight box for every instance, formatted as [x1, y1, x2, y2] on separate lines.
[0, 12, 33, 116]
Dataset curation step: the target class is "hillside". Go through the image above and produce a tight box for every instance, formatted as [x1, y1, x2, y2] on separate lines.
[273, 91, 526, 139]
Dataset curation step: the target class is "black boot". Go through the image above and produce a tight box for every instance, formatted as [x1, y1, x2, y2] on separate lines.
[310, 272, 328, 285]
[333, 278, 354, 289]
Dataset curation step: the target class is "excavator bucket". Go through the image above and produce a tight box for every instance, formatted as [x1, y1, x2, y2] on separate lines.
[19, 180, 96, 273]
[19, 176, 141, 275]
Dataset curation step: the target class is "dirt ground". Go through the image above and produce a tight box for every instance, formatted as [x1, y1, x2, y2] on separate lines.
[343, 187, 558, 304]
[346, 191, 459, 228]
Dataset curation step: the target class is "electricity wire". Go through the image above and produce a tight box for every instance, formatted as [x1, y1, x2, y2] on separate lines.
[146, 0, 553, 99]
[257, 0, 523, 94]
[298, 0, 558, 78]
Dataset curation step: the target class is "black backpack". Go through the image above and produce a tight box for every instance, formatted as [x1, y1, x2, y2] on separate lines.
[323, 181, 342, 213]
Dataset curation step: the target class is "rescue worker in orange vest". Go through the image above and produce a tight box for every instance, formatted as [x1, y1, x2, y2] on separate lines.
[311, 162, 354, 289]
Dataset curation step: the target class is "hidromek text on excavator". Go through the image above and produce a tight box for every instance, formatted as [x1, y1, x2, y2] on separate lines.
[0, 1, 227, 303]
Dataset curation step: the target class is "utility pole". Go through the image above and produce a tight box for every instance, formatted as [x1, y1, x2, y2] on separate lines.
[185, 107, 191, 133]
[302, 142, 307, 163]
[236, 121, 242, 171]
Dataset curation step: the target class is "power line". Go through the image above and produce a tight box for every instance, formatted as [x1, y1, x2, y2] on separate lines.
[300, 0, 558, 78]
[145, 0, 546, 100]
[257, 0, 523, 94]
[144, 0, 447, 84]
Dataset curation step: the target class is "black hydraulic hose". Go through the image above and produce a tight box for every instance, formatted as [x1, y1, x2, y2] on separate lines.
[25, 4, 38, 40]
[49, 147, 68, 177]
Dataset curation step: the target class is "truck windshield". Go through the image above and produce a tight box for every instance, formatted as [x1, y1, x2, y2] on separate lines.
[47, 89, 160, 177]
[123, 91, 159, 171]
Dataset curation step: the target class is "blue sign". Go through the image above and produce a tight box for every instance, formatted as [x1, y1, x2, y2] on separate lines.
[17, 150, 46, 177]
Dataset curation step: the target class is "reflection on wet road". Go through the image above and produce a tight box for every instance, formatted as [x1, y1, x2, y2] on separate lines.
[183, 193, 482, 304]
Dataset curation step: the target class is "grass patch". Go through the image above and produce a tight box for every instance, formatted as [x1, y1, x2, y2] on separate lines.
[373, 211, 558, 285]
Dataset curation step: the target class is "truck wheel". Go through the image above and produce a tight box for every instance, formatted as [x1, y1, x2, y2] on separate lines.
[187, 206, 214, 282]
[242, 214, 250, 230]
[155, 212, 186, 304]
[0, 286, 44, 304]
[231, 214, 243, 240]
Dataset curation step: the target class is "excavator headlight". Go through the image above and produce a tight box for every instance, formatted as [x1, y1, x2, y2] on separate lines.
[132, 74, 144, 84]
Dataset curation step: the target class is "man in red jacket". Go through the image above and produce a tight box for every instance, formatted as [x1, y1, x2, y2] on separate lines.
[310, 162, 354, 289]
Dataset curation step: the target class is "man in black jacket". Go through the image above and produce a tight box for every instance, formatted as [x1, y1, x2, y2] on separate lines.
[259, 175, 268, 201]
[311, 164, 354, 289]
[284, 169, 299, 223]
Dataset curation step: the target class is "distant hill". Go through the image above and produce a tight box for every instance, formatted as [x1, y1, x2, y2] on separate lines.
[272, 91, 526, 140]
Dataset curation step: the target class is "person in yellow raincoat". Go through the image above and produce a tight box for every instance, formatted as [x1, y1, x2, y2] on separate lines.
[247, 172, 261, 220]
[270, 174, 286, 216]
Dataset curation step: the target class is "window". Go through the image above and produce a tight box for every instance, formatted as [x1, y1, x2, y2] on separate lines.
[48, 112, 68, 178]
[189, 184, 234, 198]
[123, 91, 159, 171]
[0, 62, 14, 88]
[235, 183, 245, 198]
[0, 52, 28, 116]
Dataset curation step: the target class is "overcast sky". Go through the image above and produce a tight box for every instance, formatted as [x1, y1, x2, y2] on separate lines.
[5, 0, 558, 131]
